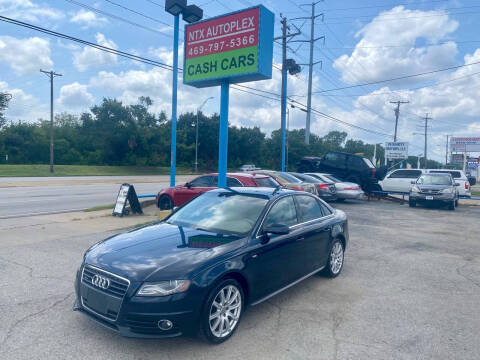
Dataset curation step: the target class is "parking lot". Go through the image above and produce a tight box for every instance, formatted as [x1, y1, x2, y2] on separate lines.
[1, 199, 479, 360]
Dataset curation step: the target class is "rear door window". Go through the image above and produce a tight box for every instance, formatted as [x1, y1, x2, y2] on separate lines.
[323, 153, 346, 169]
[295, 195, 324, 223]
[347, 156, 366, 170]
[264, 196, 298, 227]
[255, 177, 278, 187]
[389, 170, 421, 179]
[226, 177, 243, 187]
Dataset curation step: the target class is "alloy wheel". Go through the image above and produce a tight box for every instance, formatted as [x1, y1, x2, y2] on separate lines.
[209, 285, 242, 338]
[330, 242, 344, 275]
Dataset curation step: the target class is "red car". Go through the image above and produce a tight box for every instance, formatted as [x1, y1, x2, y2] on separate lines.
[156, 173, 279, 210]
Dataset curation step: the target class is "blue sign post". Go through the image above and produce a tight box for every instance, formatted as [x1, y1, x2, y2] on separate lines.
[184, 5, 274, 187]
[170, 14, 180, 187]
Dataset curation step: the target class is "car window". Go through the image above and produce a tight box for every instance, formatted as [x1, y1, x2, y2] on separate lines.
[254, 177, 278, 187]
[226, 177, 243, 187]
[276, 172, 302, 183]
[430, 170, 462, 178]
[295, 195, 323, 223]
[323, 152, 346, 169]
[363, 158, 375, 168]
[325, 174, 341, 183]
[292, 173, 319, 183]
[347, 156, 366, 170]
[168, 192, 268, 236]
[389, 170, 422, 179]
[319, 201, 332, 216]
[417, 175, 453, 185]
[189, 176, 213, 187]
[264, 196, 298, 227]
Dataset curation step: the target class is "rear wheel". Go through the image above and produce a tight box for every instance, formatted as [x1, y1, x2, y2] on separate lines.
[455, 199, 459, 207]
[322, 239, 344, 278]
[200, 279, 244, 344]
[409, 199, 416, 207]
[158, 195, 173, 210]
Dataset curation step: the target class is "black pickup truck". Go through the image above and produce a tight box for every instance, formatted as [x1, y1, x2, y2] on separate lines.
[297, 152, 387, 191]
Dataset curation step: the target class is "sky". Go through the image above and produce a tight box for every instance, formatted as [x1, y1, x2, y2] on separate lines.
[1, 0, 480, 162]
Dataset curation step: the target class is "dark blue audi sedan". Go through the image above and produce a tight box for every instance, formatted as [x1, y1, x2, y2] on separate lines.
[74, 187, 348, 343]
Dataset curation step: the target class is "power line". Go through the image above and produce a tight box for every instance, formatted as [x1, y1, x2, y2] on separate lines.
[0, 15, 174, 70]
[63, 0, 173, 38]
[313, 60, 480, 94]
[318, 0, 449, 12]
[103, 0, 174, 29]
[320, 39, 480, 50]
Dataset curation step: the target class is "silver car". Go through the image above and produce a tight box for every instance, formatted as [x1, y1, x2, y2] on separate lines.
[306, 173, 364, 201]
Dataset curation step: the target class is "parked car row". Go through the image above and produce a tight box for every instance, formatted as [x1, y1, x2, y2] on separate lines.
[157, 170, 365, 210]
[379, 168, 471, 198]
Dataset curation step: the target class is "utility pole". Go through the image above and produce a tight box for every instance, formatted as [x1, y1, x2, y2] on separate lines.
[40, 69, 62, 173]
[291, 2, 324, 144]
[422, 113, 432, 169]
[445, 135, 450, 166]
[389, 100, 409, 142]
[275, 16, 301, 171]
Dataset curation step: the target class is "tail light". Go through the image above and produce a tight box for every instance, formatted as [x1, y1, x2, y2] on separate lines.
[465, 182, 469, 190]
[290, 186, 303, 191]
[344, 187, 360, 191]
[317, 184, 328, 190]
[371, 168, 377, 178]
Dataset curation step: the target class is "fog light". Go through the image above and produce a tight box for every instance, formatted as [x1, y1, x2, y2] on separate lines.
[158, 319, 173, 330]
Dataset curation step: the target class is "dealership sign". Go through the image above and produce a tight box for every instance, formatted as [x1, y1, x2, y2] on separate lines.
[183, 6, 274, 87]
[385, 142, 409, 159]
[450, 137, 480, 152]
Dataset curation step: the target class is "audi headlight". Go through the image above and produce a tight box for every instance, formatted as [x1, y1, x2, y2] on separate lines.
[137, 280, 190, 296]
[411, 185, 420, 193]
[442, 188, 453, 193]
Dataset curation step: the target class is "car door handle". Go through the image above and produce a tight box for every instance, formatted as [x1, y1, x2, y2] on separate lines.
[323, 226, 332, 231]
[296, 236, 305, 241]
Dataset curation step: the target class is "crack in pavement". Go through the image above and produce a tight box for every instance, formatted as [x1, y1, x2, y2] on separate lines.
[0, 292, 73, 349]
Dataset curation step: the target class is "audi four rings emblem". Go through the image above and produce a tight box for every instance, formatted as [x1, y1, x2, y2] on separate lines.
[91, 274, 110, 289]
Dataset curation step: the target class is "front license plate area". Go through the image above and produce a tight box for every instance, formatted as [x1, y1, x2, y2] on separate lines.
[426, 195, 434, 200]
[80, 283, 122, 319]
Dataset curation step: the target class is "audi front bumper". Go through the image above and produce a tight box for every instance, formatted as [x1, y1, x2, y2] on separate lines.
[73, 266, 203, 338]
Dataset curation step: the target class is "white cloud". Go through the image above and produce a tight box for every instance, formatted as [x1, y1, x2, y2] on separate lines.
[0, 36, 53, 75]
[333, 6, 459, 85]
[57, 82, 95, 110]
[70, 9, 107, 28]
[73, 33, 117, 72]
[0, 81, 48, 121]
[0, 0, 64, 23]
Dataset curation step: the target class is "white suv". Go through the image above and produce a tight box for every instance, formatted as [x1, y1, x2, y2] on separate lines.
[379, 169, 424, 193]
[425, 169, 471, 198]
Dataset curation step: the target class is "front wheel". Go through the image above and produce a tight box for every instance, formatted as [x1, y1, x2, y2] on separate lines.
[158, 195, 173, 210]
[200, 279, 244, 344]
[322, 239, 344, 278]
[448, 200, 455, 211]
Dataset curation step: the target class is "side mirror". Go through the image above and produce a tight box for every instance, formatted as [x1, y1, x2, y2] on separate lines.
[263, 223, 290, 235]
[171, 206, 179, 213]
[185, 182, 192, 188]
[454, 183, 460, 187]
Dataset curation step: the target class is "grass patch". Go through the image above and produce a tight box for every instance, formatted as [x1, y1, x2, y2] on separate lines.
[0, 164, 193, 177]
[471, 190, 480, 196]
[84, 204, 114, 212]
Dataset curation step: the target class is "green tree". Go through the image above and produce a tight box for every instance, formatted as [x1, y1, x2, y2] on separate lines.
[0, 92, 12, 128]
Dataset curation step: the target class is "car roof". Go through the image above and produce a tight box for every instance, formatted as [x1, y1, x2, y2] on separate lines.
[201, 172, 260, 179]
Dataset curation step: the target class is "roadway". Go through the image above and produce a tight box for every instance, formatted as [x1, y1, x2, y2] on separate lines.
[0, 175, 192, 218]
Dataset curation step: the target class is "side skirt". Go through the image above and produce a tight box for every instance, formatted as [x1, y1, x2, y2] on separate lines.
[249, 265, 325, 306]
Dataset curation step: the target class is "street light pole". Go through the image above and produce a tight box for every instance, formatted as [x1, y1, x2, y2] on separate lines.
[195, 96, 213, 172]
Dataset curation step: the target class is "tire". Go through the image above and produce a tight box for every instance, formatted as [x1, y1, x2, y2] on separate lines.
[448, 200, 455, 211]
[158, 195, 173, 210]
[367, 184, 382, 193]
[409, 200, 416, 208]
[200, 278, 244, 344]
[455, 199, 459, 207]
[322, 239, 345, 278]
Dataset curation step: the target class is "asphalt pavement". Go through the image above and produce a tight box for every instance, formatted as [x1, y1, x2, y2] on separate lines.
[0, 200, 479, 359]
[0, 176, 192, 218]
